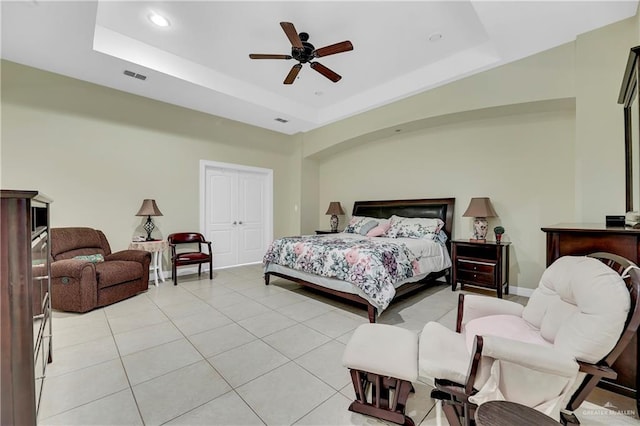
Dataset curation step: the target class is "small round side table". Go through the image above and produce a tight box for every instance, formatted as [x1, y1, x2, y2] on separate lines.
[129, 240, 168, 286]
[475, 401, 560, 426]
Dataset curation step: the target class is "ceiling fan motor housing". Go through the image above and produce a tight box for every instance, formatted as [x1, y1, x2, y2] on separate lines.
[292, 32, 315, 63]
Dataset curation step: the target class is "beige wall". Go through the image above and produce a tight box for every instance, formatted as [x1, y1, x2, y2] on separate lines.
[1, 61, 299, 252]
[303, 16, 639, 290]
[302, 41, 576, 159]
[317, 107, 576, 289]
[575, 16, 637, 221]
[2, 14, 638, 290]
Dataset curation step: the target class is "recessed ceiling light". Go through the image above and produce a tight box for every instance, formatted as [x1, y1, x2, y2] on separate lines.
[428, 33, 443, 42]
[149, 12, 170, 27]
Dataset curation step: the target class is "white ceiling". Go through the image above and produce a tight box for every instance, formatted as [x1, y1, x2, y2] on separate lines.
[2, 1, 638, 135]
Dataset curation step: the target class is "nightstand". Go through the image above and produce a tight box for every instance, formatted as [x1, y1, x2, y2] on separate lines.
[315, 229, 339, 235]
[451, 240, 511, 298]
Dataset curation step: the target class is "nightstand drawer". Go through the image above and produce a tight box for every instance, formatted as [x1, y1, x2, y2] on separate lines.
[451, 240, 511, 298]
[457, 259, 495, 274]
[457, 269, 495, 286]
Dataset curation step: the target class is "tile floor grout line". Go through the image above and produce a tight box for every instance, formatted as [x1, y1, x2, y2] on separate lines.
[135, 278, 248, 424]
[39, 267, 640, 425]
[104, 303, 148, 425]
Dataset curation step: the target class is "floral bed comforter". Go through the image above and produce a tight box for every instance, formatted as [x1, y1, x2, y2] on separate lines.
[263, 234, 448, 311]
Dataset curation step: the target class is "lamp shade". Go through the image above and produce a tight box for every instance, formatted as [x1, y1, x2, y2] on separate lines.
[462, 197, 497, 218]
[135, 199, 163, 217]
[325, 202, 345, 216]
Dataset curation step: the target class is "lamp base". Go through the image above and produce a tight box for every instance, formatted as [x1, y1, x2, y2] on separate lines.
[471, 217, 488, 241]
[330, 215, 339, 232]
[143, 216, 155, 241]
[469, 238, 487, 243]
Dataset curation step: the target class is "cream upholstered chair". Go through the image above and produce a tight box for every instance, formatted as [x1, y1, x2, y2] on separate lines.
[419, 253, 640, 426]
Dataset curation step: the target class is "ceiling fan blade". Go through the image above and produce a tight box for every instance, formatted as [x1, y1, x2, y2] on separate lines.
[284, 64, 303, 84]
[280, 22, 303, 49]
[249, 54, 293, 60]
[310, 62, 341, 82]
[314, 41, 353, 58]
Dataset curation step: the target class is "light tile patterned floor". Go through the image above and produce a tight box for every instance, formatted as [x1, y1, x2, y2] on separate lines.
[39, 265, 640, 425]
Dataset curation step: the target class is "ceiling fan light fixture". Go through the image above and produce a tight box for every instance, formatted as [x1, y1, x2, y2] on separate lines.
[249, 22, 353, 85]
[148, 11, 170, 27]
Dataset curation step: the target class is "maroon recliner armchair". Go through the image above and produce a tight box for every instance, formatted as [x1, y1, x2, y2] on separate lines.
[50, 227, 151, 312]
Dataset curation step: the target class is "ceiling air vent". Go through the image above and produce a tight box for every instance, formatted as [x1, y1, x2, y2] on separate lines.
[123, 70, 147, 81]
[274, 118, 288, 123]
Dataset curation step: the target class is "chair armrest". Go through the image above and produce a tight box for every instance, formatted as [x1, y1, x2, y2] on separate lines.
[201, 241, 213, 255]
[577, 361, 617, 380]
[106, 250, 151, 264]
[458, 294, 524, 332]
[51, 259, 95, 278]
[481, 335, 578, 377]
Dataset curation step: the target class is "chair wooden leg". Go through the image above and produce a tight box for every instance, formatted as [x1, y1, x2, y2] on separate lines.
[440, 402, 464, 426]
[172, 264, 177, 285]
[566, 374, 601, 412]
[209, 259, 213, 279]
[431, 386, 472, 426]
[347, 368, 415, 426]
[560, 410, 581, 425]
[198, 264, 202, 276]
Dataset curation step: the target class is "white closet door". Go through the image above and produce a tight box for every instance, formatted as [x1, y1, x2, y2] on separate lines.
[237, 171, 266, 264]
[203, 162, 272, 269]
[205, 167, 238, 268]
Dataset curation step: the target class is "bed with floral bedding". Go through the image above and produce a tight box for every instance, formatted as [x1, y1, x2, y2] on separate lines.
[263, 198, 455, 322]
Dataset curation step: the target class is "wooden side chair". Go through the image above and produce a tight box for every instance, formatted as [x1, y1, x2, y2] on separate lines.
[167, 232, 213, 285]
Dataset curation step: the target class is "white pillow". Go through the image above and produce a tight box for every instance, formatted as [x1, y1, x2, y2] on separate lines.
[386, 215, 444, 239]
[344, 216, 384, 234]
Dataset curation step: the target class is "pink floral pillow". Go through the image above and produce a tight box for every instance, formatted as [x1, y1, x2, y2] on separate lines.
[366, 221, 391, 237]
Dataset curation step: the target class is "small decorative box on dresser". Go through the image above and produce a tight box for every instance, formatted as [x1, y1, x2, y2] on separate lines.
[1, 190, 53, 425]
[542, 223, 640, 410]
[315, 229, 339, 235]
[451, 239, 511, 298]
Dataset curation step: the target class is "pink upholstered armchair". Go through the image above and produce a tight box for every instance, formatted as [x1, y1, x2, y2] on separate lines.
[50, 227, 151, 312]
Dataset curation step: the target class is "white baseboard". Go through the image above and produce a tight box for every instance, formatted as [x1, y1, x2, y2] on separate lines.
[215, 261, 262, 270]
[508, 286, 534, 298]
[160, 266, 203, 279]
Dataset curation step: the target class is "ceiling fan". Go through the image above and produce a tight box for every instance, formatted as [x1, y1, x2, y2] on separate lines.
[249, 22, 353, 84]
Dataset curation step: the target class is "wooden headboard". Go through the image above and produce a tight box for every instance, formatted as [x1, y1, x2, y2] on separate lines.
[352, 198, 455, 243]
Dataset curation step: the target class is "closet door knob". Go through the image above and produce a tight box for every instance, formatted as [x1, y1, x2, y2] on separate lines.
[239, 221, 243, 225]
[233, 221, 237, 225]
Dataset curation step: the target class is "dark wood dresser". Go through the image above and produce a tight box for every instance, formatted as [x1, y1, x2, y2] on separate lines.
[1, 190, 52, 425]
[541, 223, 640, 407]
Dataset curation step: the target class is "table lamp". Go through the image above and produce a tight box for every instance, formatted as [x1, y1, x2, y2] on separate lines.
[325, 201, 345, 232]
[462, 197, 497, 242]
[136, 199, 163, 241]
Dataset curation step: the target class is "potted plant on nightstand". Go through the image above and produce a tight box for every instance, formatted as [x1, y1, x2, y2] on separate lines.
[494, 226, 505, 244]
